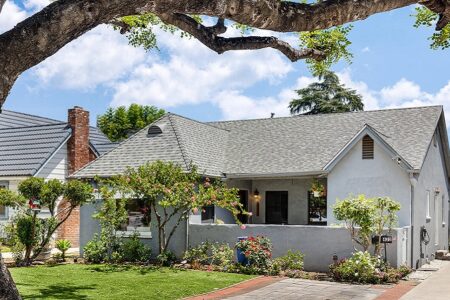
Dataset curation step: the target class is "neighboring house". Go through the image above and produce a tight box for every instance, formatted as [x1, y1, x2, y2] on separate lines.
[73, 106, 449, 271]
[0, 107, 116, 246]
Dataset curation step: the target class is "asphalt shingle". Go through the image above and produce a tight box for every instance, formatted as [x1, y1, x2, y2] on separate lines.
[73, 106, 444, 178]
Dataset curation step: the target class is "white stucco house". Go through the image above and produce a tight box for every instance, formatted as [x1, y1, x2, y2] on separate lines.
[74, 105, 449, 271]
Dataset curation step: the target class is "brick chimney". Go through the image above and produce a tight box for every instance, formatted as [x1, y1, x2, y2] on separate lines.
[67, 106, 90, 175]
[58, 106, 91, 247]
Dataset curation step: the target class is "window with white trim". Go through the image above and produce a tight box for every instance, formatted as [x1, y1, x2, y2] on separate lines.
[426, 190, 431, 220]
[117, 199, 152, 237]
[0, 181, 9, 219]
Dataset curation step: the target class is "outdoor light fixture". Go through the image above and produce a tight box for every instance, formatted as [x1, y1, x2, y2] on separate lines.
[253, 189, 261, 201]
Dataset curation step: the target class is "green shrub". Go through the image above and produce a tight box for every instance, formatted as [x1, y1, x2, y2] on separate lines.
[211, 243, 234, 269]
[235, 236, 272, 274]
[184, 242, 211, 266]
[329, 251, 406, 284]
[83, 235, 107, 263]
[157, 250, 177, 266]
[120, 233, 152, 263]
[272, 250, 304, 272]
[55, 239, 71, 261]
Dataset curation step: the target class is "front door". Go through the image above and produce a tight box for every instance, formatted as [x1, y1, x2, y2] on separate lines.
[265, 191, 288, 224]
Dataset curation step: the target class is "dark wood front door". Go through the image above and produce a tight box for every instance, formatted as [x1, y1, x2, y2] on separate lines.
[265, 191, 288, 224]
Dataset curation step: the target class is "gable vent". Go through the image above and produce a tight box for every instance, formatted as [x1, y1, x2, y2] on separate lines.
[362, 135, 374, 159]
[148, 125, 163, 136]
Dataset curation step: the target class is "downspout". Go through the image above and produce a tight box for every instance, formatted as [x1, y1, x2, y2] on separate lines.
[186, 216, 189, 252]
[410, 174, 418, 268]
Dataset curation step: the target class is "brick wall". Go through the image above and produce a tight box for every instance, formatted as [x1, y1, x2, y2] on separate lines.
[58, 107, 93, 247]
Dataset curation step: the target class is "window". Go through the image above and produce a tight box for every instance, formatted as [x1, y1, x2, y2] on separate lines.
[426, 190, 431, 220]
[0, 182, 8, 219]
[362, 135, 374, 159]
[120, 199, 151, 233]
[201, 206, 215, 223]
[265, 191, 288, 224]
[308, 192, 327, 225]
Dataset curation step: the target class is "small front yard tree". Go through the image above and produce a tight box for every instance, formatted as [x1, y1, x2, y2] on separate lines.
[0, 178, 94, 265]
[115, 161, 246, 254]
[333, 194, 400, 256]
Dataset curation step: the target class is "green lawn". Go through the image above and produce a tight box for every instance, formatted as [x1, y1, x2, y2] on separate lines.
[10, 264, 253, 299]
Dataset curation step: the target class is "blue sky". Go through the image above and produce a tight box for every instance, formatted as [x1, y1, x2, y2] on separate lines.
[1, 1, 450, 125]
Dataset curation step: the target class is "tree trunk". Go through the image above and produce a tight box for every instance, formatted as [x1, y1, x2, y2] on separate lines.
[0, 254, 21, 300]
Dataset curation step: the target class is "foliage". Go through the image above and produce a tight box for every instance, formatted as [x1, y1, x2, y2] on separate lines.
[413, 7, 450, 50]
[333, 195, 400, 254]
[272, 250, 304, 272]
[10, 264, 253, 300]
[115, 161, 245, 254]
[300, 26, 353, 77]
[235, 236, 272, 274]
[83, 235, 108, 263]
[120, 232, 152, 263]
[184, 242, 234, 270]
[97, 104, 165, 142]
[289, 71, 364, 115]
[157, 250, 177, 266]
[329, 251, 407, 284]
[55, 239, 71, 261]
[311, 180, 325, 195]
[1, 178, 93, 265]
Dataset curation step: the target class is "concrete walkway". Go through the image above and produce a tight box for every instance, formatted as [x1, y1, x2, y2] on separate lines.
[401, 261, 450, 300]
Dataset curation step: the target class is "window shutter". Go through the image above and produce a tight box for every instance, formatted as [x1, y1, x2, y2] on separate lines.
[362, 135, 374, 159]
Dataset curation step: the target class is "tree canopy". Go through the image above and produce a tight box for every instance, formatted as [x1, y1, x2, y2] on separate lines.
[97, 104, 165, 142]
[0, 0, 449, 109]
[289, 71, 364, 115]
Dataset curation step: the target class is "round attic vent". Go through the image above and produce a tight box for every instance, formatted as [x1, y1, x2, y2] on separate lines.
[148, 125, 163, 135]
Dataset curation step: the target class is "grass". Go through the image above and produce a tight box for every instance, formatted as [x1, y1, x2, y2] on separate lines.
[10, 264, 254, 299]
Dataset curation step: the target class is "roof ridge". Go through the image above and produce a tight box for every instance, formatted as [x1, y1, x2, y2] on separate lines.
[207, 105, 443, 124]
[167, 112, 230, 132]
[2, 109, 63, 123]
[167, 114, 191, 170]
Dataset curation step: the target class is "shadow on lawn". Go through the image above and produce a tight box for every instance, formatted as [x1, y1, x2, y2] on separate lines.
[22, 284, 96, 299]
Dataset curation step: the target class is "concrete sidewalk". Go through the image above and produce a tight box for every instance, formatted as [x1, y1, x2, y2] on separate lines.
[401, 261, 450, 300]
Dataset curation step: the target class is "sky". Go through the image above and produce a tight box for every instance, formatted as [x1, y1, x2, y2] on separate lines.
[1, 1, 450, 126]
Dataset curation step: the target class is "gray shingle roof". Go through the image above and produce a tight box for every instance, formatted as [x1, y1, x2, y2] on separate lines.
[0, 109, 116, 177]
[73, 114, 229, 178]
[73, 106, 444, 178]
[0, 123, 71, 176]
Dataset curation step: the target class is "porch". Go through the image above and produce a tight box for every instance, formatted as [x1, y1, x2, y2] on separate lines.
[198, 177, 328, 226]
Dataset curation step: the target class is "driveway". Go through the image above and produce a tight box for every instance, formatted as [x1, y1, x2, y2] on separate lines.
[224, 278, 388, 300]
[400, 260, 450, 300]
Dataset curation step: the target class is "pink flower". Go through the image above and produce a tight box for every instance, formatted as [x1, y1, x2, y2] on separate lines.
[192, 207, 199, 214]
[248, 212, 253, 216]
[240, 224, 246, 230]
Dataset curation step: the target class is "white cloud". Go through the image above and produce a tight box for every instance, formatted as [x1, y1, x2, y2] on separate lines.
[24, 0, 50, 12]
[0, 1, 27, 33]
[111, 28, 292, 108]
[362, 47, 370, 53]
[34, 25, 147, 89]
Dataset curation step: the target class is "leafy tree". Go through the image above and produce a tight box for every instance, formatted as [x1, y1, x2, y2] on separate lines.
[97, 104, 165, 142]
[333, 195, 401, 255]
[0, 178, 94, 265]
[114, 161, 246, 254]
[289, 71, 364, 115]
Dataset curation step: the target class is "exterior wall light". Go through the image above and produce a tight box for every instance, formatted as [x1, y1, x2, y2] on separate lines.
[253, 189, 261, 201]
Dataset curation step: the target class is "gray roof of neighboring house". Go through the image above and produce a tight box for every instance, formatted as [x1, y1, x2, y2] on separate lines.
[0, 123, 71, 176]
[0, 110, 116, 177]
[73, 106, 445, 179]
[73, 114, 229, 178]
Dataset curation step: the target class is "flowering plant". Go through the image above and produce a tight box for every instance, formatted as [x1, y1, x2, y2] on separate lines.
[236, 236, 272, 272]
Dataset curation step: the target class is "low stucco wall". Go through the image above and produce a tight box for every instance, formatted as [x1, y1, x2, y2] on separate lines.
[188, 224, 408, 272]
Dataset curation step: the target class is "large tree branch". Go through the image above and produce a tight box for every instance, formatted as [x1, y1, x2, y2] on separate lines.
[0, 0, 6, 14]
[159, 13, 325, 62]
[0, 0, 427, 107]
[420, 0, 450, 29]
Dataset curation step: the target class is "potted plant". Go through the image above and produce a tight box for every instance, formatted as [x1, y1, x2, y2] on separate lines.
[311, 180, 325, 198]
